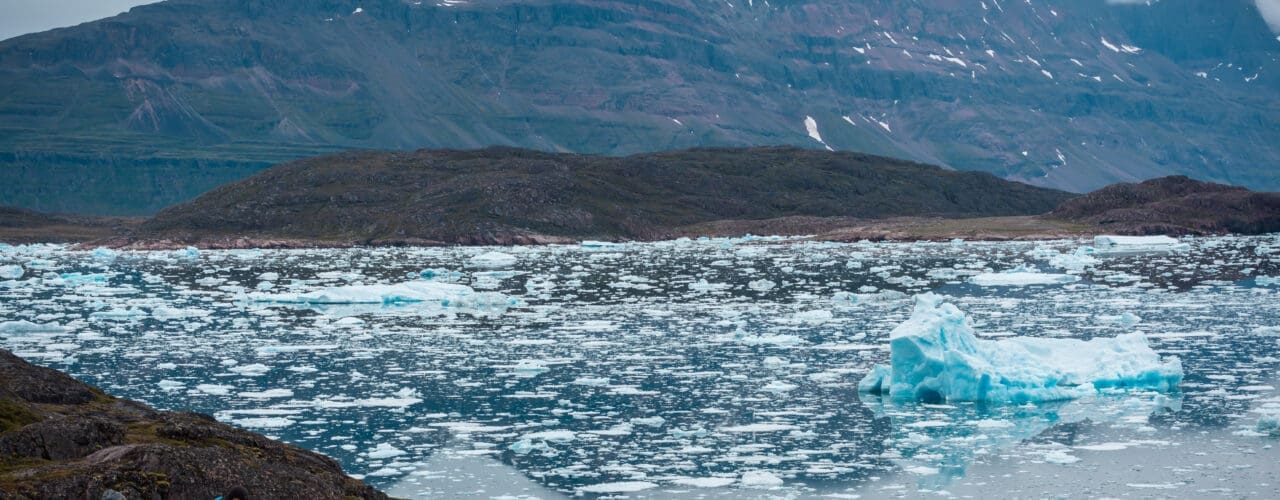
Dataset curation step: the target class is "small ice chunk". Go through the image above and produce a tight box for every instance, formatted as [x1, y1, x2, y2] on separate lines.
[858, 294, 1183, 403]
[196, 384, 234, 396]
[971, 270, 1079, 287]
[578, 482, 658, 494]
[157, 379, 185, 390]
[0, 265, 22, 279]
[572, 376, 610, 386]
[740, 470, 784, 488]
[0, 320, 66, 334]
[1094, 235, 1178, 247]
[761, 381, 798, 393]
[367, 443, 407, 459]
[672, 477, 736, 488]
[229, 363, 271, 376]
[239, 388, 294, 399]
[233, 417, 294, 429]
[1049, 247, 1099, 271]
[632, 416, 666, 427]
[91, 247, 118, 262]
[520, 429, 576, 443]
[722, 423, 797, 433]
[1256, 415, 1279, 437]
[1043, 448, 1081, 464]
[468, 252, 517, 269]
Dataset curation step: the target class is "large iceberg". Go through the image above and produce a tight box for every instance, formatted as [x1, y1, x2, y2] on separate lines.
[858, 294, 1182, 403]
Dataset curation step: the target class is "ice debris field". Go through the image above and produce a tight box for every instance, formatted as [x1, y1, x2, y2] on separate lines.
[2, 235, 1279, 498]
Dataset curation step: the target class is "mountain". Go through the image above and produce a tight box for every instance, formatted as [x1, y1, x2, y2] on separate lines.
[1, 0, 1278, 214]
[126, 146, 1075, 246]
[1051, 175, 1280, 235]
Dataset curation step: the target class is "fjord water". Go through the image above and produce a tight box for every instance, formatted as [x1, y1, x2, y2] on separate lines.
[2, 237, 1278, 498]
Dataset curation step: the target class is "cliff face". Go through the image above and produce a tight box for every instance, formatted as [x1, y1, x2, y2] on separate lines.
[1, 0, 1278, 214]
[129, 146, 1076, 245]
[0, 349, 387, 499]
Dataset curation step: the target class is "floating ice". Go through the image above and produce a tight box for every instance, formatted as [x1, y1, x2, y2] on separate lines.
[417, 268, 463, 282]
[250, 280, 511, 312]
[0, 265, 24, 279]
[578, 481, 657, 493]
[1048, 247, 1099, 271]
[1095, 235, 1178, 246]
[672, 477, 736, 488]
[178, 246, 201, 259]
[740, 470, 784, 488]
[367, 443, 408, 459]
[468, 251, 517, 269]
[832, 289, 907, 305]
[1093, 235, 1182, 254]
[858, 294, 1183, 403]
[509, 429, 576, 455]
[1258, 415, 1279, 437]
[91, 247, 117, 262]
[971, 269, 1079, 287]
[0, 320, 66, 334]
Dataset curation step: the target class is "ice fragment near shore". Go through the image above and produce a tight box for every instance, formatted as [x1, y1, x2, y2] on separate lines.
[1094, 235, 1178, 247]
[1093, 235, 1185, 254]
[858, 294, 1182, 403]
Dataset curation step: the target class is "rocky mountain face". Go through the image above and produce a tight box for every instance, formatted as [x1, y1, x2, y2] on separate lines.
[0, 349, 387, 499]
[127, 146, 1075, 245]
[1, 0, 1278, 214]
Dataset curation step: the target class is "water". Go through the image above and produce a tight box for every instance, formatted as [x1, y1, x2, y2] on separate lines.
[2, 236, 1279, 498]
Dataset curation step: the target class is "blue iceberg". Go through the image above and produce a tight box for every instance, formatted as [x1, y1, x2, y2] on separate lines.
[858, 294, 1182, 403]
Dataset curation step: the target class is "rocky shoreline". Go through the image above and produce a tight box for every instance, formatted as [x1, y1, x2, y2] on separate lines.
[0, 350, 388, 499]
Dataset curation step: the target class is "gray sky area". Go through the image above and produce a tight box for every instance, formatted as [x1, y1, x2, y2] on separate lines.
[0, 0, 160, 41]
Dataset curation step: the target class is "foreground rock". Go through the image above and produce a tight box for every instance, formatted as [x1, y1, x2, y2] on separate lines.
[0, 350, 387, 500]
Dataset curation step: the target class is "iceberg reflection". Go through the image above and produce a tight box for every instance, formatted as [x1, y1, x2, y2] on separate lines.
[860, 391, 1182, 490]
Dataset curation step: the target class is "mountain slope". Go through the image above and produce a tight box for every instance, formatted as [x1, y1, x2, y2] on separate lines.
[1, 0, 1278, 214]
[1051, 175, 1280, 235]
[130, 146, 1075, 245]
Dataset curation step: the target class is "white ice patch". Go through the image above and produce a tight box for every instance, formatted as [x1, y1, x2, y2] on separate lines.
[578, 481, 658, 493]
[971, 270, 1079, 287]
[250, 280, 511, 312]
[468, 251, 518, 269]
[804, 115, 834, 151]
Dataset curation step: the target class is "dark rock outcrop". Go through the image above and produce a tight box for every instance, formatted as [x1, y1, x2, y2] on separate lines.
[1050, 176, 1280, 235]
[119, 146, 1074, 247]
[0, 350, 388, 500]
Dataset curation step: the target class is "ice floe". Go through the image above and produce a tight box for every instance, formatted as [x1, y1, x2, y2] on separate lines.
[859, 294, 1183, 403]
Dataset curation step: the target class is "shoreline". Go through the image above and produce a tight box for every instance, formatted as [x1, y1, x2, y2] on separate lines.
[1, 215, 1159, 250]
